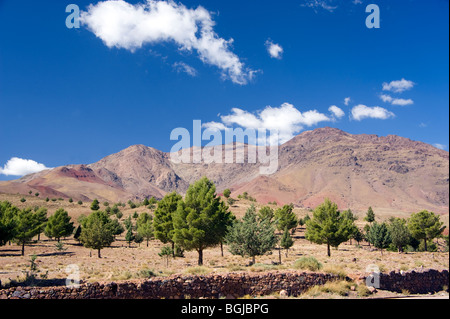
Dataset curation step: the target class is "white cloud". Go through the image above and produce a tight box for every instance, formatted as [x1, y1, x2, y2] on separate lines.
[265, 40, 283, 59]
[379, 94, 413, 106]
[380, 94, 393, 103]
[204, 103, 331, 145]
[433, 143, 447, 150]
[391, 98, 414, 106]
[351, 104, 395, 121]
[80, 0, 254, 85]
[202, 121, 230, 131]
[353, 0, 363, 4]
[328, 105, 345, 119]
[301, 0, 338, 12]
[173, 61, 197, 77]
[344, 97, 351, 106]
[382, 78, 415, 93]
[0, 157, 50, 176]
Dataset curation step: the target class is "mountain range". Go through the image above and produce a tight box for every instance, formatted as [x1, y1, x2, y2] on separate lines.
[0, 127, 448, 214]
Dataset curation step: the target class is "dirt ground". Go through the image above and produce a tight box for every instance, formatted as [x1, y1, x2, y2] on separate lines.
[0, 193, 448, 294]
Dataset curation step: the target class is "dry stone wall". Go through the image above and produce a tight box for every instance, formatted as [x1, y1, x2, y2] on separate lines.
[1, 269, 448, 299]
[0, 272, 339, 299]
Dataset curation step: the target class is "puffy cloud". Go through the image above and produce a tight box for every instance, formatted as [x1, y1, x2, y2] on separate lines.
[202, 121, 230, 131]
[351, 104, 395, 121]
[382, 78, 415, 93]
[265, 40, 283, 59]
[391, 98, 414, 106]
[0, 157, 50, 176]
[204, 103, 331, 145]
[379, 94, 413, 106]
[328, 105, 345, 119]
[344, 97, 351, 106]
[380, 94, 393, 103]
[80, 0, 254, 84]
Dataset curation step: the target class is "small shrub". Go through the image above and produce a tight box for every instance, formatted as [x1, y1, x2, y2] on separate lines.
[304, 281, 351, 297]
[136, 268, 157, 279]
[184, 266, 212, 275]
[293, 257, 323, 272]
[20, 198, 26, 203]
[322, 265, 347, 279]
[77, 200, 83, 205]
[356, 284, 371, 297]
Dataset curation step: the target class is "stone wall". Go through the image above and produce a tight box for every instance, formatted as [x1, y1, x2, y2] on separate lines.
[377, 269, 449, 294]
[1, 269, 448, 299]
[0, 272, 339, 299]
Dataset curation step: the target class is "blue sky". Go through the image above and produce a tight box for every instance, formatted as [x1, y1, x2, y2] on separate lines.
[0, 0, 448, 180]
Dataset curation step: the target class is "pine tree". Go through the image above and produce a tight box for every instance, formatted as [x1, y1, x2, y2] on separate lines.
[173, 177, 233, 266]
[388, 217, 411, 252]
[74, 225, 82, 244]
[44, 208, 74, 242]
[258, 206, 275, 223]
[223, 189, 231, 199]
[90, 199, 100, 211]
[364, 207, 375, 223]
[79, 211, 115, 258]
[225, 205, 277, 264]
[153, 192, 182, 256]
[366, 222, 391, 255]
[158, 246, 173, 267]
[408, 210, 446, 252]
[125, 225, 134, 247]
[274, 204, 298, 232]
[280, 227, 294, 257]
[137, 212, 154, 247]
[14, 208, 42, 256]
[0, 201, 18, 246]
[305, 198, 355, 257]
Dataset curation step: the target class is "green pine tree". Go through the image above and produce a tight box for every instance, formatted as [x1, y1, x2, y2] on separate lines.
[388, 217, 411, 252]
[173, 177, 233, 266]
[137, 212, 154, 247]
[305, 198, 355, 257]
[274, 204, 298, 232]
[366, 222, 392, 255]
[280, 227, 294, 257]
[90, 199, 100, 211]
[153, 192, 182, 256]
[14, 208, 42, 256]
[44, 208, 74, 242]
[408, 210, 446, 252]
[79, 211, 115, 258]
[225, 205, 277, 265]
[0, 201, 18, 246]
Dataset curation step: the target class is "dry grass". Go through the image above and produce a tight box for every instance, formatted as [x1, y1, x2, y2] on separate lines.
[0, 193, 449, 289]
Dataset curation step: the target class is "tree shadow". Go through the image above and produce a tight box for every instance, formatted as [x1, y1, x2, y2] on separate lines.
[0, 249, 22, 257]
[35, 251, 75, 257]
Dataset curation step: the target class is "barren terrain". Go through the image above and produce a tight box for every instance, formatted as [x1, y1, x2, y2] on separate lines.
[1, 193, 448, 295]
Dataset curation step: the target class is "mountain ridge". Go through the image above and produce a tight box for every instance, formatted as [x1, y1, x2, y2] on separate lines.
[0, 127, 448, 214]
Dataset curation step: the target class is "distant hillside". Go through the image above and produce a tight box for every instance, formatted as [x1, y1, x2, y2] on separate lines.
[0, 127, 448, 215]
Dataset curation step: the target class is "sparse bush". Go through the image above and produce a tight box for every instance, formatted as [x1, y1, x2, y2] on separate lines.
[20, 198, 26, 203]
[184, 266, 212, 275]
[293, 257, 323, 272]
[322, 265, 347, 279]
[304, 280, 351, 297]
[77, 200, 83, 205]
